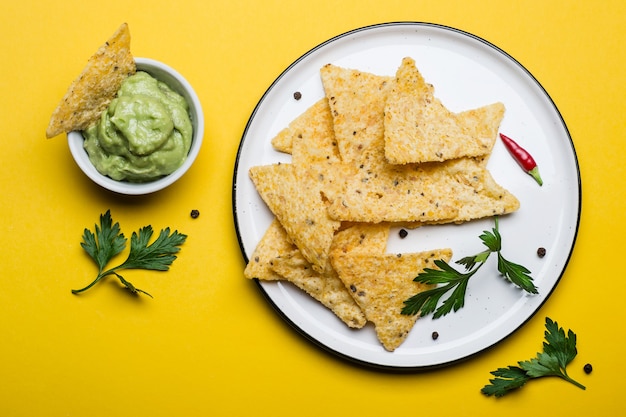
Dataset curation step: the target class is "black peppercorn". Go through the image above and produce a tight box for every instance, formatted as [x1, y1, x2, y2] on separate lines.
[537, 247, 546, 258]
[399, 229, 408, 238]
[190, 209, 200, 219]
[431, 331, 439, 340]
[293, 91, 302, 100]
[583, 363, 593, 374]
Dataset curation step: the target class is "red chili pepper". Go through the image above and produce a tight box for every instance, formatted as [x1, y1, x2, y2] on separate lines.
[499, 133, 543, 186]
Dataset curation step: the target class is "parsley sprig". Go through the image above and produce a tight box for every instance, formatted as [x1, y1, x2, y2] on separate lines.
[72, 210, 187, 297]
[401, 217, 537, 318]
[482, 317, 586, 397]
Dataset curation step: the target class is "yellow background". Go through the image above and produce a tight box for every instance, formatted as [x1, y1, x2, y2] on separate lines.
[1, 0, 623, 415]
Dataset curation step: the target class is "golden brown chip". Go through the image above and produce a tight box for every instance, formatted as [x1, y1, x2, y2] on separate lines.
[270, 251, 367, 328]
[422, 157, 520, 224]
[290, 105, 340, 165]
[320, 155, 459, 223]
[322, 153, 519, 224]
[331, 249, 453, 351]
[455, 103, 505, 161]
[244, 218, 367, 328]
[320, 64, 392, 163]
[288, 99, 342, 189]
[329, 223, 390, 256]
[243, 219, 298, 281]
[384, 57, 504, 164]
[271, 99, 339, 163]
[249, 163, 341, 273]
[46, 23, 136, 138]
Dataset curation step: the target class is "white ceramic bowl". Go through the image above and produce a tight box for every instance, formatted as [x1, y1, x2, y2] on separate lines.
[68, 57, 204, 195]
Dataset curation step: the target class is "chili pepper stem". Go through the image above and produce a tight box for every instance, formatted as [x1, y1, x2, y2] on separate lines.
[528, 166, 543, 186]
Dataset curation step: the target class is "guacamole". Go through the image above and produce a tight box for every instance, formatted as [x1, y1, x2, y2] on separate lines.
[83, 71, 193, 182]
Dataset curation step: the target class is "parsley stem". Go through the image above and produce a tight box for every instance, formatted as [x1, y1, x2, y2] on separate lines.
[71, 275, 106, 294]
[70, 269, 120, 294]
[561, 372, 586, 390]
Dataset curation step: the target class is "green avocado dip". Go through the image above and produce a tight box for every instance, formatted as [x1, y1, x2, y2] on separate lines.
[83, 71, 193, 182]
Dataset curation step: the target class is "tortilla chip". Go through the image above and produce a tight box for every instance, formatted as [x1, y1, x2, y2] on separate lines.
[322, 152, 519, 224]
[422, 157, 520, 224]
[243, 218, 298, 281]
[290, 103, 341, 165]
[249, 163, 341, 273]
[384, 57, 504, 164]
[331, 249, 453, 351]
[320, 156, 459, 223]
[320, 64, 392, 163]
[243, 218, 366, 328]
[288, 98, 343, 190]
[454, 103, 505, 162]
[46, 23, 136, 138]
[270, 251, 367, 328]
[318, 58, 504, 165]
[271, 99, 339, 163]
[329, 223, 390, 256]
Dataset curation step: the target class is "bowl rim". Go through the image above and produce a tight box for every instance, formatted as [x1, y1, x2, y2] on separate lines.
[67, 57, 204, 195]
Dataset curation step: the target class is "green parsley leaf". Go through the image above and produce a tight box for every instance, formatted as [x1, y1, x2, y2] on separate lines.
[456, 250, 490, 271]
[497, 252, 538, 294]
[402, 216, 537, 319]
[118, 226, 187, 271]
[72, 211, 187, 297]
[478, 222, 502, 253]
[480, 366, 530, 397]
[481, 317, 586, 397]
[542, 316, 578, 367]
[401, 260, 479, 318]
[80, 210, 127, 273]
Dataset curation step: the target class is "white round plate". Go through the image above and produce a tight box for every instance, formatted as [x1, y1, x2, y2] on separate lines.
[233, 22, 580, 369]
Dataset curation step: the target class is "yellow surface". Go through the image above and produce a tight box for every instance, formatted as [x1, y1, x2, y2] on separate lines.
[0, 1, 623, 415]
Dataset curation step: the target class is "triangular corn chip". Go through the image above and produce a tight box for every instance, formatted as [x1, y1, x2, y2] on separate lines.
[330, 222, 390, 256]
[319, 156, 459, 223]
[46, 23, 136, 138]
[243, 218, 298, 281]
[270, 251, 367, 328]
[331, 249, 453, 351]
[244, 219, 366, 327]
[249, 163, 341, 272]
[421, 157, 520, 224]
[322, 153, 519, 224]
[271, 98, 339, 163]
[320, 64, 392, 163]
[384, 57, 504, 164]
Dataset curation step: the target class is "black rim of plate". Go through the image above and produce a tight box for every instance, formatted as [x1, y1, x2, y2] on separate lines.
[231, 21, 582, 371]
